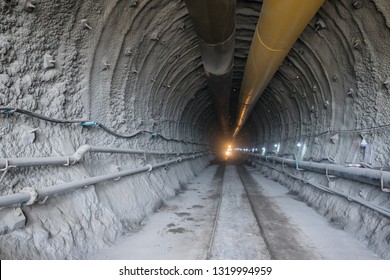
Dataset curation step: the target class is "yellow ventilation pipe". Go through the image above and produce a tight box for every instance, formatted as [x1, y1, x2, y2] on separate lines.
[184, 0, 236, 135]
[233, 0, 325, 138]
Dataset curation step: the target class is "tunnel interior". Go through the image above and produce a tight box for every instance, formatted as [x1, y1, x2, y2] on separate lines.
[0, 0, 390, 259]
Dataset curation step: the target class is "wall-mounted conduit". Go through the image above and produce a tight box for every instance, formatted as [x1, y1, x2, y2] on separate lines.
[249, 156, 390, 219]
[246, 154, 390, 191]
[0, 144, 208, 169]
[0, 153, 208, 209]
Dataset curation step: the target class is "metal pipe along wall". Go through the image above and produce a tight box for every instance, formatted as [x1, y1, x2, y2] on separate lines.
[248, 154, 390, 190]
[0, 154, 206, 208]
[233, 0, 325, 138]
[0, 145, 205, 169]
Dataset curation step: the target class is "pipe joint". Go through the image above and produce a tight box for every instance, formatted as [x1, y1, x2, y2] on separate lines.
[72, 145, 91, 163]
[198, 30, 235, 75]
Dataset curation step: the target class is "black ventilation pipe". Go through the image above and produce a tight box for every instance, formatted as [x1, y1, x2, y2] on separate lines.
[184, 0, 236, 135]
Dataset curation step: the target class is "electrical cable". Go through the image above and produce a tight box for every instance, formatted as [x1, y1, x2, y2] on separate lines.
[310, 123, 390, 137]
[0, 107, 88, 123]
[260, 122, 390, 145]
[0, 107, 206, 146]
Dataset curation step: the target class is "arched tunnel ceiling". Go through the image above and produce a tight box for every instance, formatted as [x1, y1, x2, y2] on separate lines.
[0, 0, 389, 164]
[233, 0, 390, 168]
[1, 0, 390, 261]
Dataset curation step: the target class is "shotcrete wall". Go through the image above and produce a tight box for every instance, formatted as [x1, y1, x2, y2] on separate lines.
[240, 0, 390, 258]
[241, 0, 390, 168]
[252, 161, 390, 259]
[0, 0, 389, 259]
[0, 0, 213, 259]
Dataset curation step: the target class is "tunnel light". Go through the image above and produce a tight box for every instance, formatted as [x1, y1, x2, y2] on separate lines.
[274, 144, 278, 148]
[261, 147, 266, 156]
[225, 150, 231, 156]
[297, 142, 302, 147]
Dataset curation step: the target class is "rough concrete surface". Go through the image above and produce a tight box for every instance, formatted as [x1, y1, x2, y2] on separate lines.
[90, 164, 380, 260]
[0, 0, 389, 259]
[254, 161, 390, 259]
[90, 165, 222, 260]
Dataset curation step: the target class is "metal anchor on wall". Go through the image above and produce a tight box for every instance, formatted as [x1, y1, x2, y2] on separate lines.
[315, 19, 327, 32]
[81, 19, 92, 30]
[23, 0, 36, 12]
[43, 53, 56, 69]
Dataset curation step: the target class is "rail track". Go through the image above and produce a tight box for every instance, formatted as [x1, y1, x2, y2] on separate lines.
[206, 163, 319, 260]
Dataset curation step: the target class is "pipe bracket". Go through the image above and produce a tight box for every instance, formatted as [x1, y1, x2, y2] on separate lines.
[380, 169, 390, 193]
[0, 159, 9, 171]
[22, 187, 38, 206]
